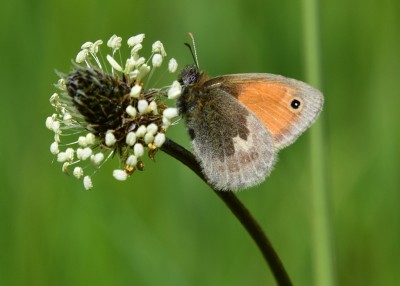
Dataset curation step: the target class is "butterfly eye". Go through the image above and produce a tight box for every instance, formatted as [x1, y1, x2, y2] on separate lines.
[290, 98, 303, 111]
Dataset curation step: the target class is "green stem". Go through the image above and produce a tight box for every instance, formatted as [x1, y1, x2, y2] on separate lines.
[301, 0, 335, 285]
[161, 138, 292, 286]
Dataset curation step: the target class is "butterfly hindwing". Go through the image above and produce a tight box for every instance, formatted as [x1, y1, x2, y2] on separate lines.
[186, 86, 276, 191]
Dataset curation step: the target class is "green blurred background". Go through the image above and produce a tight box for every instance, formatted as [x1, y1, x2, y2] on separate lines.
[1, 0, 399, 285]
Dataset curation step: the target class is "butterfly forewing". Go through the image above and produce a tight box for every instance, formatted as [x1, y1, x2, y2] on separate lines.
[204, 74, 324, 149]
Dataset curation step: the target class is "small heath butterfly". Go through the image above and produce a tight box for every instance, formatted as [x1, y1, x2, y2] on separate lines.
[176, 38, 323, 191]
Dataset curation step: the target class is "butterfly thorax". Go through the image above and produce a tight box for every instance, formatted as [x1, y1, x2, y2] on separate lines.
[177, 65, 210, 121]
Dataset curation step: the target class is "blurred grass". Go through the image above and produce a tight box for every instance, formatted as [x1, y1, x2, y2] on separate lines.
[302, 0, 335, 285]
[1, 0, 399, 285]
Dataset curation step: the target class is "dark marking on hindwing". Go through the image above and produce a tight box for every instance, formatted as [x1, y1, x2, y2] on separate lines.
[177, 65, 251, 162]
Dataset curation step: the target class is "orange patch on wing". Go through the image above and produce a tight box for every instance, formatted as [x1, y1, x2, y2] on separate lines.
[236, 82, 299, 139]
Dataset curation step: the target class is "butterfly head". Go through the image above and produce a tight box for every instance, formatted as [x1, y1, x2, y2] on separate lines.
[178, 64, 201, 86]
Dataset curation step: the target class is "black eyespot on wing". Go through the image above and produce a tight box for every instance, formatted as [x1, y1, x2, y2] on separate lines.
[290, 99, 301, 109]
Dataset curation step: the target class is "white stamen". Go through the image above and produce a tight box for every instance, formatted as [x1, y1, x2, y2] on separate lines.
[135, 125, 147, 137]
[134, 57, 145, 67]
[126, 155, 137, 167]
[65, 148, 75, 161]
[91, 40, 103, 53]
[83, 176, 93, 190]
[113, 169, 128, 181]
[125, 57, 135, 73]
[105, 131, 117, 146]
[168, 58, 178, 73]
[149, 101, 158, 114]
[167, 80, 182, 99]
[130, 85, 142, 98]
[86, 133, 95, 145]
[76, 148, 83, 158]
[146, 123, 158, 135]
[136, 64, 150, 81]
[76, 49, 89, 63]
[162, 117, 171, 128]
[46, 116, 54, 130]
[127, 34, 145, 47]
[144, 133, 155, 144]
[51, 120, 60, 133]
[163, 107, 179, 119]
[134, 143, 144, 157]
[57, 79, 66, 91]
[62, 162, 70, 173]
[130, 44, 143, 55]
[91, 153, 105, 166]
[63, 113, 72, 122]
[81, 42, 93, 49]
[129, 69, 139, 79]
[50, 142, 59, 154]
[106, 54, 123, 72]
[154, 133, 166, 147]
[73, 167, 84, 179]
[57, 152, 68, 162]
[78, 136, 87, 147]
[126, 105, 137, 117]
[126, 132, 137, 146]
[137, 99, 149, 114]
[107, 34, 122, 51]
[54, 133, 61, 143]
[49, 93, 59, 105]
[78, 147, 93, 161]
[152, 41, 166, 56]
[152, 54, 163, 67]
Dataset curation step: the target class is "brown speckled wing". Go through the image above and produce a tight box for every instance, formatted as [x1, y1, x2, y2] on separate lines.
[188, 87, 276, 191]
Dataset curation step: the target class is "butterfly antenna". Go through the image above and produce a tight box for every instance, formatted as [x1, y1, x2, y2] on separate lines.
[184, 32, 200, 69]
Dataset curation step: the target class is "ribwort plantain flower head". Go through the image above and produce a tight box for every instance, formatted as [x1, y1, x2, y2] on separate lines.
[46, 34, 181, 190]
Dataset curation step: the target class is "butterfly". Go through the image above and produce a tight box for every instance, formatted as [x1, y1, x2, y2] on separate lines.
[176, 63, 323, 191]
